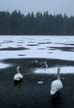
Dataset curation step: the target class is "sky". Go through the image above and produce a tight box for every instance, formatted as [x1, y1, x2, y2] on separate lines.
[0, 0, 74, 16]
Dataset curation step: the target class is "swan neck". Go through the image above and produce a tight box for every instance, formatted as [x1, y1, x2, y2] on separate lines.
[45, 62, 48, 69]
[57, 67, 60, 80]
[17, 66, 20, 73]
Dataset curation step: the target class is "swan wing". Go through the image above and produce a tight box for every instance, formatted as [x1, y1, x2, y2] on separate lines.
[14, 73, 23, 81]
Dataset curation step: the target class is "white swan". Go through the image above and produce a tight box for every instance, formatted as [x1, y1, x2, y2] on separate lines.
[50, 67, 63, 95]
[43, 61, 48, 68]
[14, 66, 23, 81]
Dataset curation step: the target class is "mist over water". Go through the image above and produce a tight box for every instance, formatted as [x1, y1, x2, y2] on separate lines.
[0, 35, 74, 73]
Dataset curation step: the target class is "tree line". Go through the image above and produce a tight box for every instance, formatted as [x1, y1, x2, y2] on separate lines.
[0, 10, 74, 35]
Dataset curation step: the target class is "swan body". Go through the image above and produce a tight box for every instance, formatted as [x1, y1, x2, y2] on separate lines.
[14, 66, 23, 81]
[50, 79, 63, 95]
[50, 67, 63, 95]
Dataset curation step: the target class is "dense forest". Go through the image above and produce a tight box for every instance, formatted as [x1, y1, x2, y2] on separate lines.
[0, 10, 74, 35]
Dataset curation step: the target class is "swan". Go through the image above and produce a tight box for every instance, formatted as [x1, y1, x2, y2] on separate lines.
[14, 66, 23, 82]
[41, 61, 48, 69]
[50, 67, 63, 95]
[44, 61, 48, 69]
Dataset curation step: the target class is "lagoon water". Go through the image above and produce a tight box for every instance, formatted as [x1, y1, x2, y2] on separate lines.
[0, 35, 74, 74]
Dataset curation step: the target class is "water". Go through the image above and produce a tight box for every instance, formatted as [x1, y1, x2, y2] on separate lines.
[0, 35, 74, 73]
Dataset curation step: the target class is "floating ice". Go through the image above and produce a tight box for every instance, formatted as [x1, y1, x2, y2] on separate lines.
[37, 81, 44, 84]
[34, 66, 74, 74]
[0, 63, 11, 69]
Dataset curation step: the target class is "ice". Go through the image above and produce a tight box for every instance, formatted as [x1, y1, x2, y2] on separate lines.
[34, 66, 74, 74]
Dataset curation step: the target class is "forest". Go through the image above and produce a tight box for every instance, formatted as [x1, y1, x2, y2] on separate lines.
[0, 10, 74, 35]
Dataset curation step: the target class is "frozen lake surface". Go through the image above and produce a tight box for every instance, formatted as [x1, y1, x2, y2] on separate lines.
[0, 35, 74, 73]
[0, 36, 74, 60]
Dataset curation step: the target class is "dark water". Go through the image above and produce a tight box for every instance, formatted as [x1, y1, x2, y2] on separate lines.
[0, 65, 74, 108]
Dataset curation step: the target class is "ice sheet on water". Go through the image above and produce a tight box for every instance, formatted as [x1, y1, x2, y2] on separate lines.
[34, 66, 74, 74]
[0, 63, 11, 69]
[0, 36, 74, 61]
